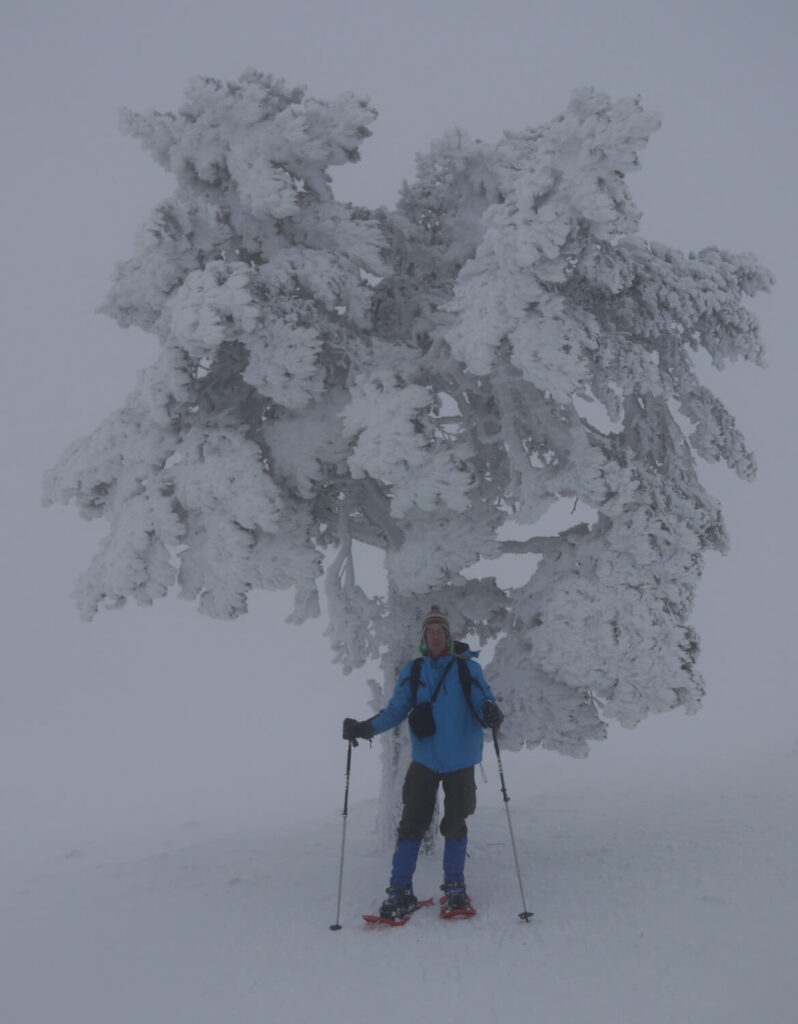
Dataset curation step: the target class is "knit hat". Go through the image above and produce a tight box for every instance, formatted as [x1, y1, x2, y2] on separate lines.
[421, 605, 451, 642]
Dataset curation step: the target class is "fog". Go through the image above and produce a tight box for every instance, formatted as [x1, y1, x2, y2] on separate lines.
[2, 0, 796, 858]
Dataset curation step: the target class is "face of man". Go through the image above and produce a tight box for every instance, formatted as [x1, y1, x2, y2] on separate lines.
[425, 624, 449, 658]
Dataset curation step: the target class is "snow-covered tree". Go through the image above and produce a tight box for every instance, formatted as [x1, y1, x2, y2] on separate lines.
[44, 74, 770, 834]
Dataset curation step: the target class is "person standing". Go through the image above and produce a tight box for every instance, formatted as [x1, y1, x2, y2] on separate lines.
[343, 606, 503, 921]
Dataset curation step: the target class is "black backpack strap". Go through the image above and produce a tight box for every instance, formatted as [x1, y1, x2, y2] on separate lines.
[455, 656, 485, 723]
[455, 656, 471, 697]
[411, 653, 484, 720]
[430, 659, 455, 703]
[410, 656, 455, 706]
[410, 658, 423, 704]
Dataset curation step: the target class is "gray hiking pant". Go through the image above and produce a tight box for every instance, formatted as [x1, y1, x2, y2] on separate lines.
[397, 761, 477, 840]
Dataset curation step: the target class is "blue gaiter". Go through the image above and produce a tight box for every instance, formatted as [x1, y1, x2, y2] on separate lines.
[389, 837, 422, 888]
[443, 835, 468, 884]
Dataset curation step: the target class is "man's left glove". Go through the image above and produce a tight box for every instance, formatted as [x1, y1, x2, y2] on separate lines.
[342, 718, 375, 742]
[481, 701, 504, 729]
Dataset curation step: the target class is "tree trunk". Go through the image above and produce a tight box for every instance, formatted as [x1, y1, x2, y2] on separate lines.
[366, 658, 410, 848]
[369, 590, 440, 852]
[372, 684, 438, 853]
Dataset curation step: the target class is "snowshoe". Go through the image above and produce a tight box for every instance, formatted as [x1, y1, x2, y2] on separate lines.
[362, 887, 432, 926]
[439, 882, 476, 919]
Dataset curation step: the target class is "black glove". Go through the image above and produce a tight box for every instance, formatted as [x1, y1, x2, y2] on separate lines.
[342, 718, 375, 742]
[481, 701, 504, 729]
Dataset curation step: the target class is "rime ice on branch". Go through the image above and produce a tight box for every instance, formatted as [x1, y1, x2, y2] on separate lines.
[45, 75, 771, 800]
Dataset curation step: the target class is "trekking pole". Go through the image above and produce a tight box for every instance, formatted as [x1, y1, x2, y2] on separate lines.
[492, 728, 533, 922]
[330, 739, 356, 930]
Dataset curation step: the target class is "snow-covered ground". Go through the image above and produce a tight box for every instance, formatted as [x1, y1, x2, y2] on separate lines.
[4, 738, 796, 1024]
[3, 5, 797, 1024]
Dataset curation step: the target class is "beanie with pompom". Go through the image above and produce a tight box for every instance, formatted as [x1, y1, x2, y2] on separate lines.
[421, 605, 451, 642]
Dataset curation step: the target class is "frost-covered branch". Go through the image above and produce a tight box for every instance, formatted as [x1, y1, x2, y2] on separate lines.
[47, 74, 770, 769]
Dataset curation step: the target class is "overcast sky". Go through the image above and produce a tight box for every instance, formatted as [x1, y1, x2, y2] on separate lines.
[2, 0, 796, 853]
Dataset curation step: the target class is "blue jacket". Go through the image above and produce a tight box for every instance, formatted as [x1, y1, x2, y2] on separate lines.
[370, 648, 497, 774]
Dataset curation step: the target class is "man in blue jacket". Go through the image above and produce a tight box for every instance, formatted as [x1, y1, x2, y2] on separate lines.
[343, 606, 503, 921]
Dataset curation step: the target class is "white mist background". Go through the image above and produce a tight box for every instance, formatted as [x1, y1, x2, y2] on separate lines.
[2, 0, 797, 862]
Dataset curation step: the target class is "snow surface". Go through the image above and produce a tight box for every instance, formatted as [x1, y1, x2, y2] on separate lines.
[4, 742, 796, 1024]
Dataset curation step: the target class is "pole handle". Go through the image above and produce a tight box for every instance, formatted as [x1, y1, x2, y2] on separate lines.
[492, 727, 510, 802]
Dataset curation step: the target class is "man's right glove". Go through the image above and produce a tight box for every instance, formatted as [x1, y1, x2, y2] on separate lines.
[481, 701, 504, 729]
[342, 718, 375, 742]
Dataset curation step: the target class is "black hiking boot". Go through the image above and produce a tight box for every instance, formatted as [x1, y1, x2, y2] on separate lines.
[440, 881, 470, 912]
[379, 886, 419, 921]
